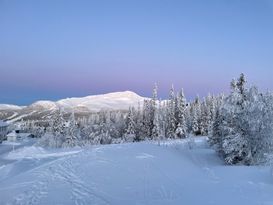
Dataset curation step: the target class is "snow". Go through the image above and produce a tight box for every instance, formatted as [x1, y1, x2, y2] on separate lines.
[0, 137, 272, 205]
[5, 112, 18, 120]
[5, 146, 81, 160]
[56, 91, 146, 112]
[0, 120, 8, 127]
[0, 104, 23, 110]
[2, 141, 21, 146]
[24, 91, 146, 112]
[29, 100, 58, 110]
[6, 111, 36, 123]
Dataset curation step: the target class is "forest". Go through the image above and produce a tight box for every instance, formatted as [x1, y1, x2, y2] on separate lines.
[20, 74, 273, 166]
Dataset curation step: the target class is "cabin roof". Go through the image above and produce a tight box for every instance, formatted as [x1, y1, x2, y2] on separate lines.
[7, 131, 32, 138]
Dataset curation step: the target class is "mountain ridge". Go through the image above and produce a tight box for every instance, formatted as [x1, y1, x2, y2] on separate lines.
[0, 91, 147, 121]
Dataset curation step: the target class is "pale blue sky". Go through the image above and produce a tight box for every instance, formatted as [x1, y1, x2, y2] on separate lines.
[1, 0, 273, 104]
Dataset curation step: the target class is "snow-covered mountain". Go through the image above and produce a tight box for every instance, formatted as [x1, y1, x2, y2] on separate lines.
[26, 91, 145, 112]
[1, 91, 146, 113]
[0, 91, 147, 121]
[56, 91, 145, 112]
[0, 104, 23, 110]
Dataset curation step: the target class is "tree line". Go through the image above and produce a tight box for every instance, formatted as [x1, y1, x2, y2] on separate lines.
[21, 84, 222, 146]
[20, 74, 273, 166]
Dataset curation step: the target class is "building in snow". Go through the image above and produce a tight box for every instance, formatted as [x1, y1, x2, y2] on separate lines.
[7, 131, 17, 142]
[0, 120, 8, 143]
[7, 131, 34, 142]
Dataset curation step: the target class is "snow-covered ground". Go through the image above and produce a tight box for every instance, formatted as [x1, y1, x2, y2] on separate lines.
[0, 137, 272, 205]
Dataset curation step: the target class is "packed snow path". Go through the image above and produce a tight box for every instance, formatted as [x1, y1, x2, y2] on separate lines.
[0, 138, 273, 205]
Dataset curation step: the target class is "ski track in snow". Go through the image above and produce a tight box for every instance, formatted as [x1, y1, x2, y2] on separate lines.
[8, 151, 110, 205]
[1, 137, 273, 205]
[52, 153, 110, 205]
[6, 112, 18, 120]
[6, 111, 36, 123]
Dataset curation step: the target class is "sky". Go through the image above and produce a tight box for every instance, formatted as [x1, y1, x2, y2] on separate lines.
[0, 0, 273, 105]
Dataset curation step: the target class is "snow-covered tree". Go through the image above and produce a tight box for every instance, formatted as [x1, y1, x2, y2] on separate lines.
[216, 75, 252, 164]
[134, 102, 144, 141]
[166, 85, 177, 138]
[191, 96, 201, 135]
[63, 112, 79, 148]
[142, 99, 153, 138]
[50, 109, 66, 147]
[152, 105, 161, 139]
[175, 89, 187, 138]
[38, 109, 66, 148]
[124, 107, 136, 142]
[210, 73, 273, 165]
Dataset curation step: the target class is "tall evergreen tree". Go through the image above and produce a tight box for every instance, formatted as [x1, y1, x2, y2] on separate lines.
[167, 85, 177, 138]
[175, 89, 187, 138]
[63, 111, 79, 148]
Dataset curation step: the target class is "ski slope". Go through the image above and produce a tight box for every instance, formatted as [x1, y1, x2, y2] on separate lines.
[0, 137, 272, 205]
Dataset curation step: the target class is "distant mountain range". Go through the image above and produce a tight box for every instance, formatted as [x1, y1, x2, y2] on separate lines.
[0, 104, 25, 111]
[0, 91, 147, 122]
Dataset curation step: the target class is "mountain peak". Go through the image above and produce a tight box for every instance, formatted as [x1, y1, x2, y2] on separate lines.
[0, 91, 146, 114]
[0, 91, 147, 122]
[56, 91, 145, 112]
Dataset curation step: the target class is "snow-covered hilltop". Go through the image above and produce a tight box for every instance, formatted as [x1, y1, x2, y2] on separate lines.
[0, 91, 147, 121]
[1, 91, 145, 112]
[56, 91, 146, 112]
[0, 104, 24, 111]
[26, 91, 145, 112]
[28, 100, 58, 111]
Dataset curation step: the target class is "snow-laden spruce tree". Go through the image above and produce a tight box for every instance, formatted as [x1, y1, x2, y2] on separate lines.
[134, 102, 145, 141]
[208, 107, 223, 150]
[51, 109, 67, 147]
[191, 96, 201, 135]
[62, 112, 80, 148]
[38, 108, 66, 148]
[216, 74, 252, 165]
[200, 101, 210, 136]
[199, 94, 217, 136]
[151, 84, 160, 139]
[185, 102, 193, 134]
[206, 94, 217, 136]
[140, 84, 159, 140]
[175, 89, 187, 138]
[142, 99, 153, 138]
[210, 73, 273, 165]
[167, 85, 177, 138]
[124, 107, 136, 142]
[245, 88, 273, 164]
[159, 100, 168, 138]
[152, 108, 161, 140]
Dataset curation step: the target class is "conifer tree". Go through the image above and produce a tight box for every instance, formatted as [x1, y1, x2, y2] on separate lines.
[167, 85, 177, 138]
[175, 89, 187, 138]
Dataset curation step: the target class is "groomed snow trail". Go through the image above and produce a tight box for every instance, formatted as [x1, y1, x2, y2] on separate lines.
[0, 138, 273, 205]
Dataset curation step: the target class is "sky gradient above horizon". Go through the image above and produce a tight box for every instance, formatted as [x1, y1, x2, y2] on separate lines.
[1, 0, 273, 105]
